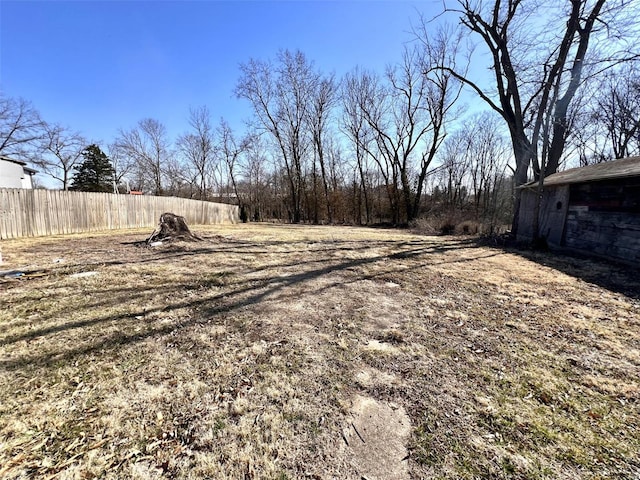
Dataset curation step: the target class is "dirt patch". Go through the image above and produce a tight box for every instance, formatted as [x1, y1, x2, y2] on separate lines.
[344, 394, 411, 480]
[0, 224, 638, 479]
[364, 339, 400, 354]
[355, 366, 403, 388]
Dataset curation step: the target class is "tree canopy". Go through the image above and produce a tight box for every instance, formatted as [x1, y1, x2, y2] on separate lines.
[70, 144, 115, 192]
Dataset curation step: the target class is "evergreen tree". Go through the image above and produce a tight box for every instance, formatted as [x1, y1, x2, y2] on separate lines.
[70, 144, 115, 192]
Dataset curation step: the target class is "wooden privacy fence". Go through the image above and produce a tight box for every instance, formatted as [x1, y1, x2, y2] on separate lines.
[0, 189, 239, 239]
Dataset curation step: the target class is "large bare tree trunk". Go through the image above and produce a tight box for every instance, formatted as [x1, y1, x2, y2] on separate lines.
[422, 0, 623, 237]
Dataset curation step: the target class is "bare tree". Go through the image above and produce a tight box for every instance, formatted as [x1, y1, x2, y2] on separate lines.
[341, 68, 377, 224]
[342, 68, 404, 222]
[464, 113, 510, 217]
[241, 133, 271, 221]
[591, 63, 640, 159]
[218, 118, 251, 217]
[447, 112, 510, 222]
[438, 131, 470, 210]
[429, 111, 512, 230]
[343, 44, 460, 224]
[236, 49, 317, 223]
[326, 139, 350, 223]
[308, 74, 338, 223]
[115, 118, 171, 196]
[412, 27, 463, 220]
[35, 123, 87, 190]
[107, 142, 136, 192]
[0, 94, 44, 157]
[176, 106, 216, 200]
[421, 0, 637, 234]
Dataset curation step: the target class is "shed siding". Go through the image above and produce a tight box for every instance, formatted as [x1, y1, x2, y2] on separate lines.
[516, 189, 537, 241]
[539, 186, 570, 246]
[564, 210, 640, 263]
[516, 186, 569, 247]
[517, 159, 640, 265]
[563, 179, 640, 264]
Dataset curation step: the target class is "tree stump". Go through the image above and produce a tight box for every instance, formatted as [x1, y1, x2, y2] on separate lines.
[146, 212, 202, 244]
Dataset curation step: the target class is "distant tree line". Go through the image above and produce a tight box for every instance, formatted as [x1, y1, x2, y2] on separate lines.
[1, 0, 638, 234]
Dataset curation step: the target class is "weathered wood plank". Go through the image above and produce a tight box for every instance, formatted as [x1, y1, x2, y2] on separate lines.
[565, 208, 640, 263]
[0, 189, 238, 238]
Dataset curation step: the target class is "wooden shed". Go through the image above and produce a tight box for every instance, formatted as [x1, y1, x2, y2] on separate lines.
[517, 156, 640, 264]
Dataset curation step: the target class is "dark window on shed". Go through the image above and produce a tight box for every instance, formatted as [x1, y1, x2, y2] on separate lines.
[570, 180, 630, 211]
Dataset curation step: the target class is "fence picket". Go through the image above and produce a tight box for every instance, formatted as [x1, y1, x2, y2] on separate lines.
[0, 189, 239, 239]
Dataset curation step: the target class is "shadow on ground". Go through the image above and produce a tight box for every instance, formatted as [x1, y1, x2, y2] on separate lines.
[481, 239, 640, 301]
[0, 235, 484, 371]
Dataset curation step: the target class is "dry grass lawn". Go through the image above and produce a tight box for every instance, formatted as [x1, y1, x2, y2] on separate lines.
[0, 224, 638, 479]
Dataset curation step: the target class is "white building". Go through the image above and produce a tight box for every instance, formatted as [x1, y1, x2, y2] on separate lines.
[0, 156, 37, 189]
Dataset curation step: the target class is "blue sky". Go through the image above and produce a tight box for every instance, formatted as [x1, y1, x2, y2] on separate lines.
[1, 0, 441, 146]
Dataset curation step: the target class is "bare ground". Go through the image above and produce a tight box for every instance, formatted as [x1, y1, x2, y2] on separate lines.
[0, 224, 638, 479]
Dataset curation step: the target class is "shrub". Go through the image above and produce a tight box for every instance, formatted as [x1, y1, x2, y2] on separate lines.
[455, 221, 480, 235]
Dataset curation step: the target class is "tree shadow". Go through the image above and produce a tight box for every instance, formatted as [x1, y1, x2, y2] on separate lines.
[0, 235, 493, 371]
[477, 239, 640, 301]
